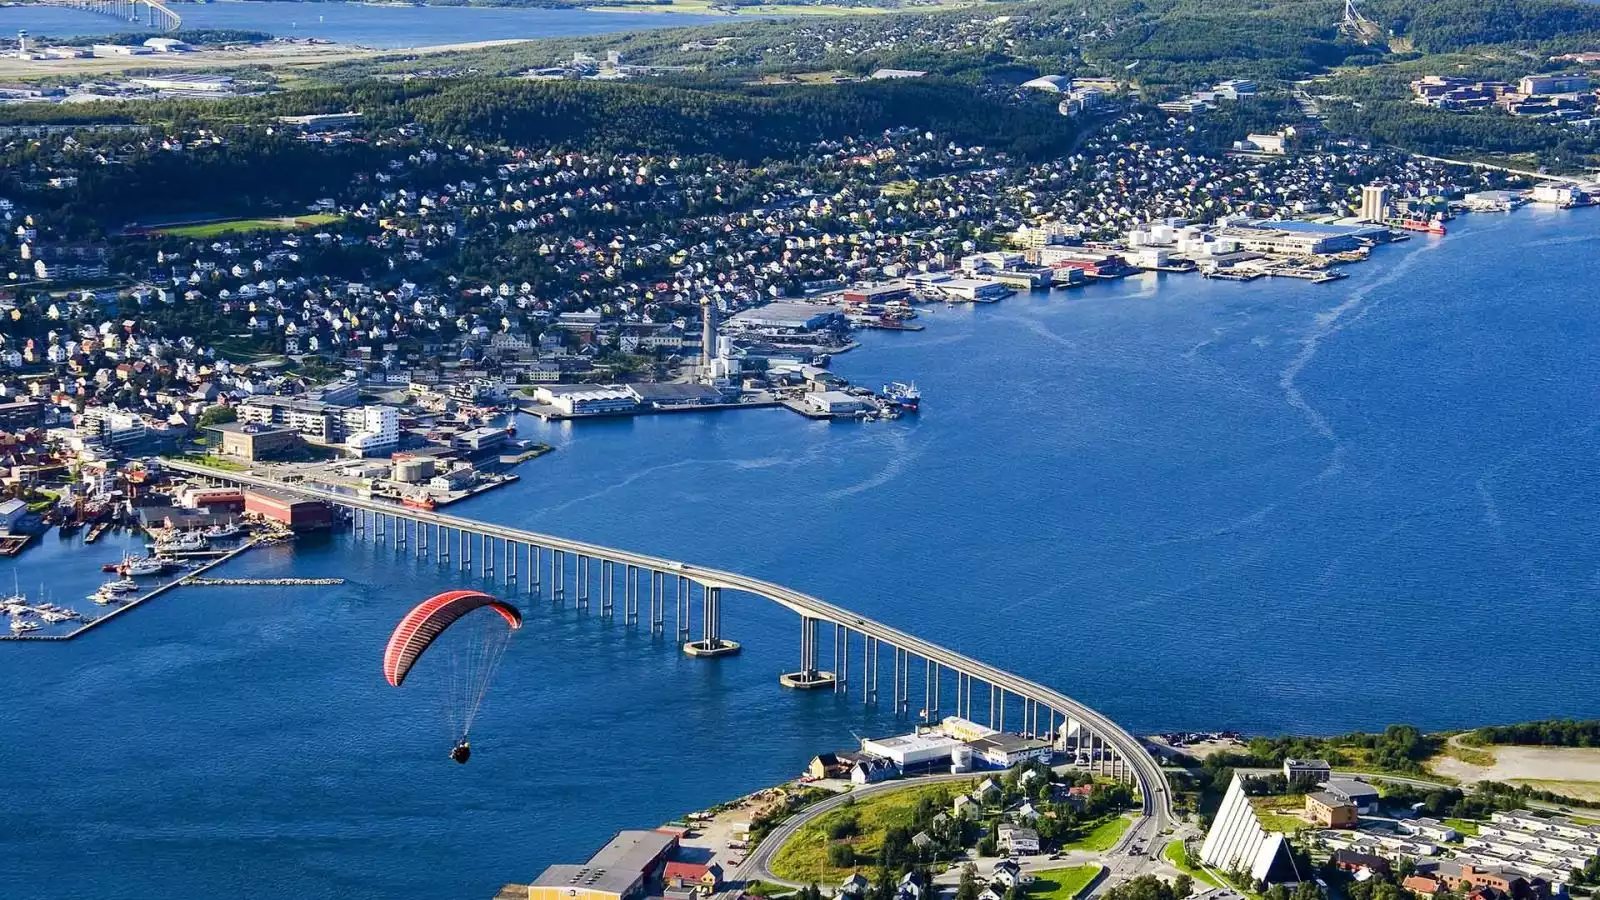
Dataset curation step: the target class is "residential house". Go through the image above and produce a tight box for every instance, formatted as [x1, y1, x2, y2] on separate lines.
[998, 823, 1040, 856]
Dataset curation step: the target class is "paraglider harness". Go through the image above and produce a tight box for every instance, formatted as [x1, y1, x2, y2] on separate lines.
[450, 740, 471, 764]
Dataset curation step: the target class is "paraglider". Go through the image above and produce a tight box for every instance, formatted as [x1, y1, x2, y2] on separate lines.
[384, 590, 522, 763]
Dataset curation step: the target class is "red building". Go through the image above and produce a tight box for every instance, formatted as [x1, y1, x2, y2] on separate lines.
[244, 489, 333, 531]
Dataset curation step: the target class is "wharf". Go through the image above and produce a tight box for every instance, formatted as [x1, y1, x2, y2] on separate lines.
[0, 534, 30, 557]
[1201, 269, 1263, 281]
[515, 398, 781, 423]
[1268, 268, 1348, 283]
[83, 522, 110, 544]
[182, 577, 345, 587]
[854, 320, 926, 332]
[0, 539, 260, 641]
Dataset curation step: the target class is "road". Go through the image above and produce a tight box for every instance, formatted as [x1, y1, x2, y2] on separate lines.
[167, 459, 1172, 840]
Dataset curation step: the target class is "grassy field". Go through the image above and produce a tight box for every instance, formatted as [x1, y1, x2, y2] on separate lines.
[1248, 796, 1309, 834]
[1444, 818, 1481, 837]
[1510, 779, 1600, 802]
[1027, 866, 1102, 900]
[1163, 840, 1222, 887]
[1064, 815, 1132, 852]
[769, 782, 968, 884]
[165, 453, 248, 473]
[155, 213, 342, 238]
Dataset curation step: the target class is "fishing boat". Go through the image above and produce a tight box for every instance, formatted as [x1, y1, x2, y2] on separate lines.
[882, 381, 921, 412]
[204, 521, 244, 541]
[154, 531, 208, 553]
[120, 555, 168, 577]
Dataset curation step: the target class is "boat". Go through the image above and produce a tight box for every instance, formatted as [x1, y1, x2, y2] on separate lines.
[89, 590, 117, 606]
[120, 555, 168, 577]
[154, 531, 208, 553]
[204, 521, 244, 541]
[39, 610, 71, 624]
[883, 381, 921, 412]
[1394, 216, 1447, 236]
[106, 578, 138, 593]
[402, 494, 437, 511]
[10, 618, 40, 634]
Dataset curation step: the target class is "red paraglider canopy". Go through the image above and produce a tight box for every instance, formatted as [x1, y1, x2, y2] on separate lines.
[383, 590, 522, 687]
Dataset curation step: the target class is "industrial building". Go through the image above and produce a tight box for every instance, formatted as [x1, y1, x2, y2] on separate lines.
[804, 391, 874, 416]
[859, 730, 965, 771]
[238, 396, 398, 455]
[965, 733, 1054, 769]
[452, 426, 510, 453]
[243, 489, 333, 531]
[532, 385, 640, 416]
[727, 302, 843, 332]
[523, 829, 680, 900]
[1361, 185, 1391, 224]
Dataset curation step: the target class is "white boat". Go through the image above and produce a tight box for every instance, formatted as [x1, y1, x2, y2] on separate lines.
[120, 556, 167, 577]
[107, 578, 139, 593]
[155, 531, 208, 553]
[39, 610, 70, 623]
[10, 618, 40, 634]
[89, 590, 117, 606]
[204, 521, 244, 541]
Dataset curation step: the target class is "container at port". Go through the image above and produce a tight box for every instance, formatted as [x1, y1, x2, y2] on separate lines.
[243, 489, 333, 531]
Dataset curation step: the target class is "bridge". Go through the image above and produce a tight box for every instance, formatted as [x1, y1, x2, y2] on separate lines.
[32, 0, 182, 34]
[165, 460, 1173, 837]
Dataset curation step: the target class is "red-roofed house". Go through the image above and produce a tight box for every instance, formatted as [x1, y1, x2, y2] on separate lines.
[663, 862, 721, 895]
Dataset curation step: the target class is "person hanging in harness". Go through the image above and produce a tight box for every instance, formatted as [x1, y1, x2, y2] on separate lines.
[450, 740, 471, 764]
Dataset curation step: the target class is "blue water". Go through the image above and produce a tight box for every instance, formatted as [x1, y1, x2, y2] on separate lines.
[4, 209, 1599, 899]
[0, 1, 728, 48]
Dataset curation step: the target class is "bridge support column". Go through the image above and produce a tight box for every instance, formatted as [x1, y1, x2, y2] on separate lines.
[625, 565, 639, 625]
[576, 555, 589, 611]
[649, 571, 663, 634]
[418, 523, 428, 557]
[675, 576, 690, 644]
[506, 540, 516, 586]
[863, 636, 874, 706]
[552, 550, 564, 603]
[532, 546, 541, 599]
[600, 559, 614, 618]
[481, 533, 492, 578]
[397, 518, 407, 549]
[780, 615, 834, 689]
[684, 585, 739, 657]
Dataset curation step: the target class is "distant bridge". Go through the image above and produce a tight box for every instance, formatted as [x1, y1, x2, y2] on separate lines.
[166, 460, 1173, 840]
[31, 0, 182, 34]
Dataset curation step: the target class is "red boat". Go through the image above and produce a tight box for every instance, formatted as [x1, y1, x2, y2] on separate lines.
[1398, 217, 1447, 235]
[402, 495, 437, 511]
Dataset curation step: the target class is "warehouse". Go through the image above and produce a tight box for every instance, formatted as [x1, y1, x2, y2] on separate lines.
[526, 829, 680, 900]
[243, 489, 333, 531]
[727, 302, 843, 332]
[860, 730, 965, 770]
[533, 385, 640, 416]
[965, 733, 1055, 768]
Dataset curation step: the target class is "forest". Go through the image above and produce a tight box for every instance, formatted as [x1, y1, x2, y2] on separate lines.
[0, 77, 1079, 163]
[1471, 719, 1600, 747]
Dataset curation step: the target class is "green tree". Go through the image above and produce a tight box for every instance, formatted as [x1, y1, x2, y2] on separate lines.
[958, 864, 981, 900]
[829, 843, 856, 868]
[198, 404, 237, 427]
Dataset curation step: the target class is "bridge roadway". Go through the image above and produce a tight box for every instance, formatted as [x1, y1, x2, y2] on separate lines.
[31, 0, 182, 33]
[166, 460, 1172, 836]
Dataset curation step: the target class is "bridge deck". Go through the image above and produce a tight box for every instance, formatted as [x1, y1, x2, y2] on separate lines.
[163, 459, 1170, 821]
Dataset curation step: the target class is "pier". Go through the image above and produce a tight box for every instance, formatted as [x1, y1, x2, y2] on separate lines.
[1, 539, 259, 641]
[161, 459, 1172, 824]
[181, 577, 346, 587]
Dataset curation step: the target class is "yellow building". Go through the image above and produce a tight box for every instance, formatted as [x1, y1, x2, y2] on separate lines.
[1306, 791, 1359, 828]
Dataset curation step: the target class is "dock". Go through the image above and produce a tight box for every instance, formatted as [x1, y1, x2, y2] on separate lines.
[181, 577, 345, 587]
[0, 539, 260, 641]
[0, 534, 31, 557]
[83, 522, 110, 544]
